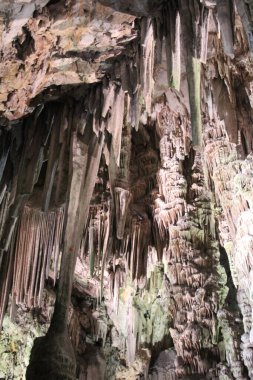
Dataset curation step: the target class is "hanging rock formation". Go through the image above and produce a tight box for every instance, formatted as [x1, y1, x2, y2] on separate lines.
[1, 0, 253, 379]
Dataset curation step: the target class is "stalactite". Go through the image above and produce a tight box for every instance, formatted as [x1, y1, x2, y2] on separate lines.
[0, 132, 10, 184]
[0, 186, 10, 240]
[114, 187, 132, 240]
[109, 265, 125, 314]
[140, 18, 155, 115]
[236, 0, 253, 53]
[187, 57, 202, 148]
[88, 218, 95, 278]
[105, 86, 125, 167]
[179, 0, 211, 148]
[99, 205, 110, 301]
[217, 0, 235, 58]
[102, 83, 125, 166]
[126, 213, 150, 281]
[41, 108, 62, 212]
[165, 2, 181, 91]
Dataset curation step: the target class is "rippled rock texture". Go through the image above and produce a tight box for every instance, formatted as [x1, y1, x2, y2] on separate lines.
[1, 0, 253, 379]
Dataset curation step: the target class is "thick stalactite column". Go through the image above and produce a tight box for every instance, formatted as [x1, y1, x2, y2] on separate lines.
[178, 0, 202, 149]
[177, 0, 211, 150]
[164, 1, 181, 91]
[26, 107, 105, 379]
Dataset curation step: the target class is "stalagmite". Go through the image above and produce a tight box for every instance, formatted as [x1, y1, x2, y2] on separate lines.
[154, 99, 230, 377]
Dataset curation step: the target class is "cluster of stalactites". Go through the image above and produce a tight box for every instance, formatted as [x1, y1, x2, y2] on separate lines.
[12, 205, 64, 308]
[153, 0, 209, 148]
[153, 0, 252, 151]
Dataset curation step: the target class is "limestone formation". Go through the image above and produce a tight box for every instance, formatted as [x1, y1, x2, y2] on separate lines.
[1, 1, 253, 379]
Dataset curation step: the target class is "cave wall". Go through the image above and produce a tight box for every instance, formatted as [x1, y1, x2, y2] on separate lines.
[1, 1, 253, 379]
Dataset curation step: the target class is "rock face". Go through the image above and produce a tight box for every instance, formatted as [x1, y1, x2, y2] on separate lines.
[1, 0, 253, 379]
